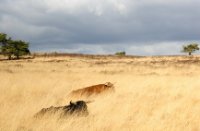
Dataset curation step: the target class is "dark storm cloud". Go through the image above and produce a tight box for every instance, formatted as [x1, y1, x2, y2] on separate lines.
[0, 0, 200, 55]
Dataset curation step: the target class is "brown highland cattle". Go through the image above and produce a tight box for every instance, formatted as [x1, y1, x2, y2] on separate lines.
[70, 82, 115, 97]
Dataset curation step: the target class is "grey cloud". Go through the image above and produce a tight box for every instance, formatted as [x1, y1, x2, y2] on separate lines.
[0, 0, 200, 55]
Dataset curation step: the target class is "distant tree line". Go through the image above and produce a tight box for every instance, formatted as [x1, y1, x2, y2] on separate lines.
[1, 32, 199, 58]
[0, 33, 30, 60]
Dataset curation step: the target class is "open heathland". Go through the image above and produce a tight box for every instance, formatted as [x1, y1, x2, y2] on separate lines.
[1, 55, 200, 131]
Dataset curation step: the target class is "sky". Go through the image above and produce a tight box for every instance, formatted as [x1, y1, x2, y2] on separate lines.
[0, 0, 200, 55]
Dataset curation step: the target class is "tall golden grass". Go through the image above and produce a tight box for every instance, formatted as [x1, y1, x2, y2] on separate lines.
[1, 55, 200, 131]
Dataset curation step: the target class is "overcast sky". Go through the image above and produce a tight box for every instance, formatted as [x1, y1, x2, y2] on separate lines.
[0, 0, 200, 55]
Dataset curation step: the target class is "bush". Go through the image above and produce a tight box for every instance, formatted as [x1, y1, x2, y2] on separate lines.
[115, 51, 126, 56]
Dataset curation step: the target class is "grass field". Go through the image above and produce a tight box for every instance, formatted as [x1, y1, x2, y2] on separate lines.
[1, 55, 200, 131]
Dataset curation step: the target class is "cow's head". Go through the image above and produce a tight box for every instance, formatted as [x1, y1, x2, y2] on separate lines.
[104, 82, 114, 88]
[68, 100, 89, 116]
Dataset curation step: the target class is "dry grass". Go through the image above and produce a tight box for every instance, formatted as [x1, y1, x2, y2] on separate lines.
[1, 55, 200, 131]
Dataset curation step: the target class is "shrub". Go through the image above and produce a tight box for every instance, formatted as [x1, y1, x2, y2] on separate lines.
[115, 51, 126, 56]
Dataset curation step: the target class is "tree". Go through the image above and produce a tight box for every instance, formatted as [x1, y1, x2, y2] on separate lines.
[0, 33, 30, 59]
[182, 43, 199, 56]
[9, 40, 30, 59]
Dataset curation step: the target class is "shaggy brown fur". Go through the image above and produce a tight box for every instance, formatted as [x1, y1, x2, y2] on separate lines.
[70, 82, 115, 97]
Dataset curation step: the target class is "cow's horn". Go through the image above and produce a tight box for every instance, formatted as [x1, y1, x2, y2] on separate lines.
[70, 100, 74, 104]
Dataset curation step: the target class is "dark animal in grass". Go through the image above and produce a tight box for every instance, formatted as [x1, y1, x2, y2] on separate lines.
[35, 100, 90, 118]
[70, 82, 115, 97]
